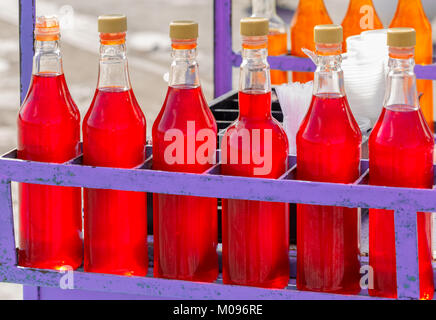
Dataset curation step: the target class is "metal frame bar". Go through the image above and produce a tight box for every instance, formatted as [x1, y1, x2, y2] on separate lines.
[0, 148, 431, 300]
[5, 0, 435, 300]
[19, 0, 35, 104]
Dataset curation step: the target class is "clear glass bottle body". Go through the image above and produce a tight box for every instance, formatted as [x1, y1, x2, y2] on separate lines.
[296, 43, 362, 294]
[18, 33, 82, 270]
[252, 0, 288, 84]
[368, 46, 434, 300]
[221, 35, 289, 288]
[152, 39, 218, 282]
[83, 32, 148, 276]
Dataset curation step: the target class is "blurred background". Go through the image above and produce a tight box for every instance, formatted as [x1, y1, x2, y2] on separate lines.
[0, 0, 435, 299]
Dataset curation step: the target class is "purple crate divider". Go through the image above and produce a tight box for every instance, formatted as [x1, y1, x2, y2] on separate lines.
[8, 0, 436, 300]
[0, 149, 432, 300]
[19, 0, 38, 299]
[214, 0, 233, 97]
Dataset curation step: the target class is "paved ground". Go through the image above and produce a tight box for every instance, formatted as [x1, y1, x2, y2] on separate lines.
[0, 0, 435, 300]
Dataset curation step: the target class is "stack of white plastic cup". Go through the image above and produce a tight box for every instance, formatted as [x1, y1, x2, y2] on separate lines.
[342, 29, 388, 126]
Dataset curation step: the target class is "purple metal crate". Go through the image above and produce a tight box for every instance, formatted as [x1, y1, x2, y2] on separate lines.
[5, 0, 436, 300]
[0, 143, 432, 300]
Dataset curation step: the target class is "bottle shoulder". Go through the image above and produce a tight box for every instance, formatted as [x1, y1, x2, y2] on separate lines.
[83, 88, 146, 131]
[290, 7, 332, 30]
[297, 96, 362, 145]
[220, 123, 289, 178]
[369, 108, 434, 148]
[368, 108, 434, 188]
[153, 86, 217, 133]
[223, 117, 286, 134]
[222, 118, 289, 156]
[390, 8, 432, 30]
[19, 79, 80, 126]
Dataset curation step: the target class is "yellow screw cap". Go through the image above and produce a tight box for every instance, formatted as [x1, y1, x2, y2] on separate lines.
[314, 24, 343, 44]
[240, 17, 269, 37]
[98, 14, 127, 33]
[169, 20, 198, 40]
[387, 28, 416, 47]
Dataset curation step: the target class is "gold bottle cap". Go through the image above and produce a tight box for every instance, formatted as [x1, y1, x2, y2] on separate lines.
[170, 21, 198, 39]
[314, 24, 343, 44]
[98, 14, 127, 33]
[387, 28, 416, 47]
[240, 17, 269, 37]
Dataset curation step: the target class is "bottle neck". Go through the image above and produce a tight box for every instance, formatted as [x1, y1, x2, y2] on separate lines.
[252, 0, 277, 18]
[97, 34, 131, 91]
[33, 40, 63, 75]
[397, 0, 424, 12]
[239, 36, 271, 118]
[347, 0, 376, 14]
[348, 0, 375, 7]
[298, 0, 328, 10]
[313, 43, 345, 97]
[384, 47, 419, 110]
[169, 40, 200, 88]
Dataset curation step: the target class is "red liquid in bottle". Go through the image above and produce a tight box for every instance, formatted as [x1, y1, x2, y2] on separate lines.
[18, 74, 82, 269]
[368, 105, 434, 299]
[83, 87, 147, 276]
[221, 91, 290, 288]
[153, 86, 218, 282]
[296, 94, 362, 294]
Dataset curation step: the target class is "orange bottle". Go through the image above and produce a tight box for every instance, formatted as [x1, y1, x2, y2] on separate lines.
[290, 0, 332, 83]
[341, 0, 383, 51]
[390, 0, 433, 132]
[252, 0, 288, 85]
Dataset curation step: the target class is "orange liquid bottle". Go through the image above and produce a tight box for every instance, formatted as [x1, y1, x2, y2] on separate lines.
[390, 0, 433, 132]
[368, 28, 434, 300]
[296, 25, 362, 294]
[83, 15, 148, 276]
[221, 18, 290, 289]
[18, 16, 82, 270]
[290, 0, 332, 83]
[341, 0, 383, 51]
[252, 0, 288, 85]
[152, 21, 218, 282]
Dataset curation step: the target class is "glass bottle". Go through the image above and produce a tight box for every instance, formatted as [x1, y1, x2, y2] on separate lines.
[152, 21, 218, 282]
[252, 0, 288, 85]
[221, 17, 289, 288]
[296, 25, 362, 294]
[17, 16, 82, 270]
[341, 0, 383, 51]
[390, 0, 433, 132]
[83, 15, 147, 276]
[290, 0, 332, 83]
[368, 28, 434, 300]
